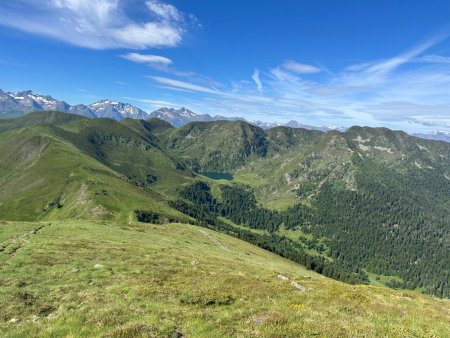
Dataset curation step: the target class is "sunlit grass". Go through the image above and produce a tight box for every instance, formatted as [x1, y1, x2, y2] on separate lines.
[1, 220, 449, 337]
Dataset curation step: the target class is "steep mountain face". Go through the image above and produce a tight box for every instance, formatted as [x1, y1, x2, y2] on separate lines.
[150, 107, 214, 127]
[88, 100, 148, 120]
[0, 90, 72, 118]
[13, 90, 70, 112]
[0, 90, 146, 120]
[0, 89, 24, 117]
[68, 104, 96, 118]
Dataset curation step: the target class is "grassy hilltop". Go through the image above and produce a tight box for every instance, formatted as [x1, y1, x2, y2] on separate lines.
[1, 219, 450, 337]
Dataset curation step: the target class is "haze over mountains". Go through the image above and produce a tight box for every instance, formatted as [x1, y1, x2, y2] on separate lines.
[3, 88, 450, 142]
[1, 89, 449, 141]
[0, 88, 363, 133]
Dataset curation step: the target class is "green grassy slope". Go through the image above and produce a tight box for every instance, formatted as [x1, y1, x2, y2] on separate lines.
[1, 219, 449, 337]
[0, 111, 86, 133]
[55, 117, 194, 197]
[159, 120, 268, 171]
[0, 121, 189, 222]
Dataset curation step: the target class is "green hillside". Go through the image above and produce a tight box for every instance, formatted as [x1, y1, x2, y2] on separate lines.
[0, 111, 86, 133]
[1, 219, 449, 337]
[0, 113, 191, 222]
[156, 120, 450, 297]
[160, 120, 268, 171]
[0, 112, 449, 300]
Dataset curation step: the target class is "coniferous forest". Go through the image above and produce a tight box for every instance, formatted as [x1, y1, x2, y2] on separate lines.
[171, 178, 449, 297]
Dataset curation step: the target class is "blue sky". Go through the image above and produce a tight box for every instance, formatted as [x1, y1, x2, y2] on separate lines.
[1, 1, 450, 132]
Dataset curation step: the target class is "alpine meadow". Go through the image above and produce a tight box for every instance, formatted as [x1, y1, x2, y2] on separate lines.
[1, 1, 450, 337]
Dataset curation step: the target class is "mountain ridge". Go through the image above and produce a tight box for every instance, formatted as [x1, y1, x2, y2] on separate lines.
[0, 88, 348, 132]
[1, 88, 448, 141]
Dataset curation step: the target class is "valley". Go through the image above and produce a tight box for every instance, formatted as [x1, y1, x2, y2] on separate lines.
[0, 111, 449, 336]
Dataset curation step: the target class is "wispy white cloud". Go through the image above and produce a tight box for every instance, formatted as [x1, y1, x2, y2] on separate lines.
[0, 0, 190, 49]
[156, 85, 196, 93]
[123, 96, 179, 109]
[121, 53, 173, 66]
[146, 0, 181, 21]
[282, 60, 321, 74]
[150, 76, 221, 94]
[342, 35, 447, 86]
[142, 34, 450, 132]
[252, 69, 263, 93]
[418, 54, 450, 63]
[120, 52, 220, 82]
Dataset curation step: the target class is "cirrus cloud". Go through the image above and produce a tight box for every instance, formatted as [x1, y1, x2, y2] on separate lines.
[121, 53, 173, 66]
[0, 0, 190, 49]
[282, 60, 322, 74]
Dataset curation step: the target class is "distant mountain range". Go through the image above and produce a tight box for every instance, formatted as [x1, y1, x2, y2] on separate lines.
[1, 88, 449, 141]
[0, 89, 346, 132]
[0, 89, 146, 120]
[412, 131, 450, 143]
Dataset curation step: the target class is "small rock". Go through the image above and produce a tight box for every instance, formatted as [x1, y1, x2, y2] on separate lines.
[277, 274, 290, 281]
[291, 281, 306, 291]
[9, 318, 20, 324]
[93, 264, 104, 269]
[47, 312, 57, 320]
[247, 314, 271, 325]
[69, 268, 78, 273]
[32, 315, 39, 323]
[303, 275, 311, 279]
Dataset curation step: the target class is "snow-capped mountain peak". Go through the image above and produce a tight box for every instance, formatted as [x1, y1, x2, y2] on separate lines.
[88, 100, 148, 120]
[0, 88, 355, 134]
[149, 107, 208, 127]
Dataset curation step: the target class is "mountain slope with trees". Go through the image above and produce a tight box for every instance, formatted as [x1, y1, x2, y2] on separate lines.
[0, 111, 449, 298]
